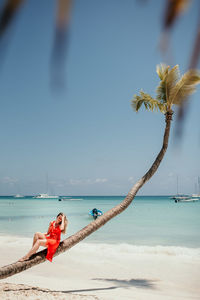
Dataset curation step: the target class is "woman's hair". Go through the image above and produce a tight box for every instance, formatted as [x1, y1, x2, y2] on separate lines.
[57, 212, 68, 234]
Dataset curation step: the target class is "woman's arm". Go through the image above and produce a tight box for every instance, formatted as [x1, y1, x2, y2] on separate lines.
[59, 215, 65, 231]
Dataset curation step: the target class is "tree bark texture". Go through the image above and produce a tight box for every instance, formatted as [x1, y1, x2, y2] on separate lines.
[0, 111, 173, 280]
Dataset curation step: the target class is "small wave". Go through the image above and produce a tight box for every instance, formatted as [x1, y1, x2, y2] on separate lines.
[0, 235, 199, 259]
[72, 243, 200, 258]
[0, 234, 32, 246]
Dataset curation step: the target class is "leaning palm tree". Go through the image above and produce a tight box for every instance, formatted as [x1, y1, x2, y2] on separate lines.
[0, 64, 199, 279]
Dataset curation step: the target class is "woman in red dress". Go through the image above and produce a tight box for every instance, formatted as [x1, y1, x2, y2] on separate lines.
[19, 212, 68, 262]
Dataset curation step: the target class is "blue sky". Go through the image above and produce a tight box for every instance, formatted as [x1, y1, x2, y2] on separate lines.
[0, 0, 199, 196]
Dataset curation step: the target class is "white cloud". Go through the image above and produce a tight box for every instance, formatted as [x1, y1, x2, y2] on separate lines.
[69, 179, 83, 185]
[95, 178, 108, 183]
[69, 178, 108, 185]
[1, 176, 18, 185]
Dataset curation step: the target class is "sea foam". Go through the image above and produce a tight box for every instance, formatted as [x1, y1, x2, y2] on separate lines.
[72, 242, 200, 259]
[1, 234, 199, 259]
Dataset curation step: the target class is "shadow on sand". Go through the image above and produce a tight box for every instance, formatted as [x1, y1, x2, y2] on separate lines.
[3, 278, 158, 295]
[59, 277, 158, 293]
[92, 278, 158, 290]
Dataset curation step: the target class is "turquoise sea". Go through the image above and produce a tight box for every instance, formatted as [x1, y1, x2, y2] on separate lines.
[0, 195, 200, 249]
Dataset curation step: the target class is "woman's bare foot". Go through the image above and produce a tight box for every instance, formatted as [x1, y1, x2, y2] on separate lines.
[18, 256, 29, 262]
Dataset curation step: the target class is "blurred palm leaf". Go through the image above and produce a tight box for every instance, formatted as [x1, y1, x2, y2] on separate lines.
[56, 0, 71, 28]
[176, 13, 200, 139]
[50, 0, 72, 90]
[189, 15, 200, 69]
[160, 0, 191, 54]
[0, 0, 25, 37]
[163, 0, 190, 30]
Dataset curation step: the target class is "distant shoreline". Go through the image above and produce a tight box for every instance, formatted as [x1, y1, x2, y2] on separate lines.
[0, 195, 178, 197]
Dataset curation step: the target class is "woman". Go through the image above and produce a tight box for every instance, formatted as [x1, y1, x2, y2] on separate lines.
[19, 212, 68, 262]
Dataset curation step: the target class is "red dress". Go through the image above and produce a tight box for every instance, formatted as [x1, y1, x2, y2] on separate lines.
[45, 221, 61, 262]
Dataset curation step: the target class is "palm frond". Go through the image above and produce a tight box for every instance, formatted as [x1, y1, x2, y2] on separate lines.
[132, 64, 200, 116]
[131, 94, 144, 112]
[132, 90, 166, 113]
[169, 69, 200, 105]
[158, 102, 167, 113]
[166, 64, 180, 99]
[156, 79, 167, 103]
[156, 65, 179, 104]
[156, 63, 169, 80]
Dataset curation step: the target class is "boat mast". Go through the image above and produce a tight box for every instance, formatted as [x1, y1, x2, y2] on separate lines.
[195, 182, 197, 194]
[46, 174, 49, 195]
[198, 176, 200, 195]
[176, 176, 179, 195]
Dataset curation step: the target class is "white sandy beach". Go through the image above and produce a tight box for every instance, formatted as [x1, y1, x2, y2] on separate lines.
[0, 236, 200, 300]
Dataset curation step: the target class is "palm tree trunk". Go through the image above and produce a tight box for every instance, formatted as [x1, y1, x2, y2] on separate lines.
[0, 111, 173, 280]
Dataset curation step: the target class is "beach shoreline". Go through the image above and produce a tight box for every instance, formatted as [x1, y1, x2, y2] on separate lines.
[0, 237, 200, 299]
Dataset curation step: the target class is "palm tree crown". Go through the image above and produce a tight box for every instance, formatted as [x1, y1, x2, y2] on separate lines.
[132, 64, 200, 113]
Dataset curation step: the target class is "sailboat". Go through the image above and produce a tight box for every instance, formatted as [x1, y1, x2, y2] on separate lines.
[14, 183, 24, 198]
[14, 194, 24, 198]
[34, 193, 58, 199]
[171, 176, 190, 201]
[171, 176, 200, 202]
[191, 177, 200, 199]
[34, 175, 58, 199]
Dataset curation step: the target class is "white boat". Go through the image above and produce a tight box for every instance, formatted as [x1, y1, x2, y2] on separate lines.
[59, 197, 83, 201]
[14, 194, 24, 198]
[175, 198, 199, 203]
[191, 194, 200, 198]
[34, 175, 59, 199]
[191, 177, 200, 198]
[172, 195, 190, 200]
[171, 177, 190, 201]
[34, 193, 59, 199]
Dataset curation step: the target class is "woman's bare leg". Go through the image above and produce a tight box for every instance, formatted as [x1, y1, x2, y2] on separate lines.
[32, 232, 46, 247]
[19, 239, 47, 262]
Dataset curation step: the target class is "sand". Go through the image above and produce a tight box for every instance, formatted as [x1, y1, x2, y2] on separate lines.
[0, 282, 99, 300]
[0, 237, 200, 299]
